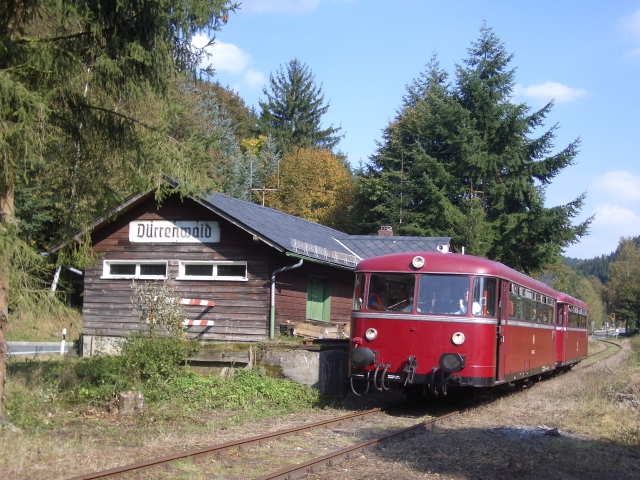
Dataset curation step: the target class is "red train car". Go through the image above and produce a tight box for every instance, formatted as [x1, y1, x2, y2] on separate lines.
[349, 251, 588, 396]
[555, 292, 589, 370]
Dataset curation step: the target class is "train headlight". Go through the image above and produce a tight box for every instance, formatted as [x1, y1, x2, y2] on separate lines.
[365, 328, 378, 341]
[350, 347, 375, 367]
[411, 255, 425, 269]
[439, 353, 465, 372]
[451, 332, 465, 346]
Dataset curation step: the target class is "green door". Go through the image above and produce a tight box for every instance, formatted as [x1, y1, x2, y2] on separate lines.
[306, 276, 331, 322]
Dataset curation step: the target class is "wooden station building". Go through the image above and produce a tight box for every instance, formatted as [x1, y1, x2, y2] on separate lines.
[51, 188, 451, 355]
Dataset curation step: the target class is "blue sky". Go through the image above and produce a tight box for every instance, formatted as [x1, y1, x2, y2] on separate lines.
[197, 0, 640, 260]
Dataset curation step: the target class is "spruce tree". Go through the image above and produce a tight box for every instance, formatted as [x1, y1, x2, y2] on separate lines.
[353, 26, 591, 274]
[258, 59, 342, 152]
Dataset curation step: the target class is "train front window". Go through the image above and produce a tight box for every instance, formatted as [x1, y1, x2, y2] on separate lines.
[416, 275, 470, 315]
[472, 277, 497, 317]
[353, 273, 365, 310]
[367, 274, 415, 312]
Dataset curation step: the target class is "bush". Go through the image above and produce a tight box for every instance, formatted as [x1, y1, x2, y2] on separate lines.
[70, 334, 199, 404]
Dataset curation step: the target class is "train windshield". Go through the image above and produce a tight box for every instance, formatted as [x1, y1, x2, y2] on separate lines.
[417, 275, 470, 315]
[367, 274, 415, 312]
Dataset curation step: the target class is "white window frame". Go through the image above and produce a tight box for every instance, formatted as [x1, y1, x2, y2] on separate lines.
[177, 261, 248, 281]
[102, 260, 168, 280]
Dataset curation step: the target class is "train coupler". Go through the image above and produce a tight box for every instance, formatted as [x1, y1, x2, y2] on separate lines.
[373, 363, 392, 391]
[403, 356, 418, 386]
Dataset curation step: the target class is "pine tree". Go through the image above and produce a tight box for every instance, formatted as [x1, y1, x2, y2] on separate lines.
[353, 26, 591, 274]
[258, 59, 342, 153]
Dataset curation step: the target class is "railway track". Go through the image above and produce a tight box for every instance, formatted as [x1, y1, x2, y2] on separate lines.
[68, 340, 623, 480]
[71, 408, 458, 480]
[68, 406, 460, 480]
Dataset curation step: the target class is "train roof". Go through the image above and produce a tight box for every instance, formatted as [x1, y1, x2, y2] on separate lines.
[356, 251, 557, 297]
[555, 291, 589, 310]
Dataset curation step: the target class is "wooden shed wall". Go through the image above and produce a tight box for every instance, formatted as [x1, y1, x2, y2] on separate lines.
[85, 195, 272, 342]
[271, 254, 354, 329]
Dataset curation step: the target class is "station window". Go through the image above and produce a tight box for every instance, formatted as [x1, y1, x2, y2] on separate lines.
[102, 260, 167, 279]
[177, 261, 247, 281]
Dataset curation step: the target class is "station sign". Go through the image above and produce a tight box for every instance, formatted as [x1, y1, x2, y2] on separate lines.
[129, 220, 220, 243]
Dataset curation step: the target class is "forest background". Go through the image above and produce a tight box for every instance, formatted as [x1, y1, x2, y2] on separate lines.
[2, 1, 639, 351]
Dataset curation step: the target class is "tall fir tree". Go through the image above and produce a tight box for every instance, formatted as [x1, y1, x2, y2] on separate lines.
[258, 59, 342, 153]
[353, 26, 591, 274]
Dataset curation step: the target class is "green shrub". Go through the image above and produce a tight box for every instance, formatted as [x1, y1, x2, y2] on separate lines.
[70, 334, 199, 403]
[162, 368, 320, 413]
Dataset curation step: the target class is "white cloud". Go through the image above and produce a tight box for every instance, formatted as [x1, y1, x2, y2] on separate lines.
[206, 41, 252, 74]
[513, 82, 587, 104]
[240, 0, 322, 14]
[244, 70, 267, 90]
[593, 171, 640, 202]
[623, 8, 640, 41]
[191, 34, 266, 93]
[591, 204, 639, 228]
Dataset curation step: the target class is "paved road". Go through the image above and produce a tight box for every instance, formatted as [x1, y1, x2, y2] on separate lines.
[6, 341, 71, 357]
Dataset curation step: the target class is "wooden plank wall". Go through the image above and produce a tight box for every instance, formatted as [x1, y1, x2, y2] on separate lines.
[271, 254, 354, 329]
[85, 195, 272, 342]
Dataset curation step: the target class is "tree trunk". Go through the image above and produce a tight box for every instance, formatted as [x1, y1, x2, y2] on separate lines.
[0, 181, 14, 421]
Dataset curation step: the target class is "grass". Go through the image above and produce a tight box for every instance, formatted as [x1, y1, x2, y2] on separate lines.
[556, 337, 640, 446]
[6, 306, 82, 342]
[1, 334, 329, 479]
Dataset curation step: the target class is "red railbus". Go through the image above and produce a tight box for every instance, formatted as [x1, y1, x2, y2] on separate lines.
[349, 251, 589, 396]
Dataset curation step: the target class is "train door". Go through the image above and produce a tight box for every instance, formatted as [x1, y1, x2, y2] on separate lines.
[495, 280, 509, 382]
[556, 303, 566, 366]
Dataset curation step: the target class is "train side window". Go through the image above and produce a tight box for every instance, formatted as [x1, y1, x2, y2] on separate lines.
[353, 273, 365, 311]
[472, 277, 496, 316]
[508, 293, 517, 319]
[524, 298, 533, 322]
[516, 296, 523, 320]
[557, 307, 564, 325]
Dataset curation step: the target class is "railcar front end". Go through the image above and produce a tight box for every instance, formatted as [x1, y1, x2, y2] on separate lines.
[349, 252, 502, 396]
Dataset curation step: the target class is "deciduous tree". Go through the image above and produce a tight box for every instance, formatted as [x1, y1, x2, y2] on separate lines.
[352, 26, 591, 274]
[605, 238, 640, 332]
[265, 148, 355, 231]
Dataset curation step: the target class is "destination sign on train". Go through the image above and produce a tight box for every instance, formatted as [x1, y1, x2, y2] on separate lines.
[129, 220, 220, 243]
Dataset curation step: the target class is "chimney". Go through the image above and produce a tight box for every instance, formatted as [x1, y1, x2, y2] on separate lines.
[378, 225, 393, 236]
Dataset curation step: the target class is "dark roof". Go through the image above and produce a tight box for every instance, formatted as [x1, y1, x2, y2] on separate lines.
[199, 192, 451, 268]
[49, 188, 452, 269]
[341, 236, 452, 259]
